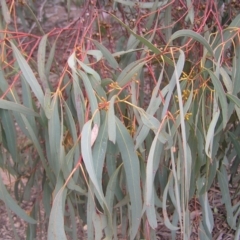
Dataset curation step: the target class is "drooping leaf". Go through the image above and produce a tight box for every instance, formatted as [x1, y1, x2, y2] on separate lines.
[0, 99, 38, 116]
[114, 0, 169, 8]
[92, 40, 119, 69]
[116, 58, 147, 87]
[115, 117, 142, 240]
[81, 120, 105, 207]
[0, 110, 18, 162]
[48, 187, 67, 240]
[93, 116, 108, 201]
[199, 193, 214, 235]
[108, 95, 117, 143]
[10, 41, 44, 107]
[205, 68, 228, 128]
[226, 93, 240, 108]
[145, 130, 163, 229]
[0, 175, 37, 224]
[218, 165, 235, 229]
[105, 164, 122, 214]
[77, 60, 101, 83]
[162, 174, 179, 231]
[169, 30, 214, 56]
[48, 94, 62, 176]
[45, 41, 56, 81]
[38, 34, 49, 90]
[78, 70, 100, 126]
[87, 49, 103, 62]
[205, 109, 220, 160]
[185, 0, 194, 24]
[1, 0, 11, 23]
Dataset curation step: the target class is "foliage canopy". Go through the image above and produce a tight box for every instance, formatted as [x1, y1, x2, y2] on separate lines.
[0, 0, 240, 239]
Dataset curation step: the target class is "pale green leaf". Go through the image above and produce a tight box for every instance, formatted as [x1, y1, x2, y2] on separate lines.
[87, 182, 95, 240]
[0, 176, 37, 224]
[38, 34, 49, 90]
[77, 59, 101, 83]
[205, 68, 228, 128]
[63, 101, 80, 165]
[10, 41, 44, 107]
[205, 108, 220, 159]
[185, 0, 194, 24]
[45, 41, 56, 79]
[115, 117, 142, 240]
[21, 115, 54, 183]
[93, 116, 108, 201]
[67, 199, 78, 240]
[48, 188, 67, 240]
[92, 40, 119, 69]
[78, 70, 100, 126]
[108, 95, 117, 143]
[81, 120, 105, 207]
[199, 193, 214, 235]
[116, 58, 147, 87]
[92, 211, 106, 240]
[87, 49, 103, 62]
[114, 0, 169, 8]
[72, 71, 85, 131]
[1, 0, 11, 23]
[146, 0, 159, 30]
[48, 95, 62, 175]
[226, 93, 240, 108]
[20, 76, 38, 135]
[162, 175, 179, 231]
[169, 30, 214, 56]
[218, 165, 235, 229]
[0, 110, 18, 162]
[44, 89, 52, 119]
[0, 99, 38, 116]
[145, 130, 163, 229]
[105, 164, 122, 213]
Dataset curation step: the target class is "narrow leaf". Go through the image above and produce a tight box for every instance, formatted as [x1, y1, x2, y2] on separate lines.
[48, 188, 67, 240]
[205, 109, 220, 159]
[115, 117, 142, 240]
[81, 120, 105, 206]
[87, 49, 103, 62]
[116, 59, 147, 87]
[10, 41, 44, 106]
[218, 165, 235, 229]
[169, 30, 214, 56]
[205, 69, 228, 128]
[38, 34, 49, 90]
[78, 70, 100, 126]
[108, 95, 117, 143]
[162, 175, 179, 231]
[0, 99, 38, 116]
[1, 0, 11, 23]
[0, 176, 36, 224]
[92, 40, 119, 69]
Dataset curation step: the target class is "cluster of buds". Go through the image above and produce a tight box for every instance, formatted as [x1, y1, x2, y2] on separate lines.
[175, 89, 190, 102]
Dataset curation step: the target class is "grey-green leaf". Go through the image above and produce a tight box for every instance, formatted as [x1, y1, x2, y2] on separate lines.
[0, 99, 38, 116]
[169, 30, 214, 56]
[47, 188, 67, 240]
[0, 176, 37, 224]
[115, 117, 142, 240]
[10, 41, 44, 107]
[92, 40, 119, 69]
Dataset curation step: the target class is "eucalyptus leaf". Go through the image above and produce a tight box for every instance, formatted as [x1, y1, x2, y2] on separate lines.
[115, 117, 142, 240]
